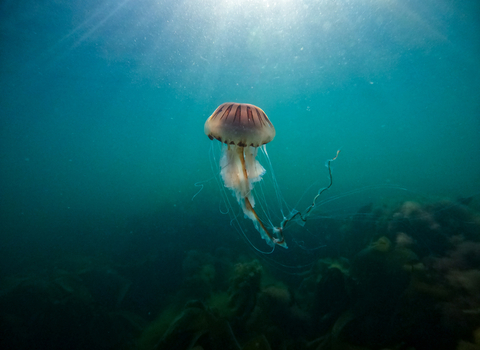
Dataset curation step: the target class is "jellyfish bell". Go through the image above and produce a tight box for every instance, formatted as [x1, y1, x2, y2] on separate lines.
[204, 102, 275, 148]
[204, 102, 287, 248]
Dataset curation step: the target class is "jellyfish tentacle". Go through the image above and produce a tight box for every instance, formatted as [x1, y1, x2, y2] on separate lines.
[304, 149, 341, 217]
[275, 150, 341, 232]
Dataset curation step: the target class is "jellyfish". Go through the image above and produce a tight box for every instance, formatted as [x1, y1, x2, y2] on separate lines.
[205, 102, 341, 251]
[204, 102, 287, 248]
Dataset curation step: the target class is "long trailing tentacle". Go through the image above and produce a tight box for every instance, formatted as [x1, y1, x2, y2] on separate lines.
[275, 150, 341, 235]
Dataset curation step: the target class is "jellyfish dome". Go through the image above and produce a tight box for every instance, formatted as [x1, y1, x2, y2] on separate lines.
[205, 102, 275, 147]
[205, 103, 286, 248]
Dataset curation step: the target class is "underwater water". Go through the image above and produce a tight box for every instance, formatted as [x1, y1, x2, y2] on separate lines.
[1, 0, 479, 349]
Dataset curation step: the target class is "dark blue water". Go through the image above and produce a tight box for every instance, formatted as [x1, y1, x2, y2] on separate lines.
[1, 0, 479, 349]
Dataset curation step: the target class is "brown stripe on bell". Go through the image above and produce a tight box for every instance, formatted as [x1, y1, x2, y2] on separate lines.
[246, 106, 255, 125]
[232, 104, 242, 124]
[219, 104, 233, 121]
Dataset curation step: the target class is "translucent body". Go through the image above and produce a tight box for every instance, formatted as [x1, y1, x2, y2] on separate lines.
[205, 103, 285, 247]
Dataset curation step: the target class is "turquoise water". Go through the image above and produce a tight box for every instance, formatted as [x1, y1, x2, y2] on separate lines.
[2, 0, 478, 250]
[0, 1, 479, 348]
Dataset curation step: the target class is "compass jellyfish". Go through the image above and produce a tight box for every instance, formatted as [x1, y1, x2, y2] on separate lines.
[205, 102, 340, 250]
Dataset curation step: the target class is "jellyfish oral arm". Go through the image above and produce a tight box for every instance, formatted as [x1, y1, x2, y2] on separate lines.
[244, 191, 287, 248]
[220, 144, 287, 248]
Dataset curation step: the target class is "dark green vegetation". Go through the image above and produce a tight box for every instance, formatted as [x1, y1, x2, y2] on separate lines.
[1, 196, 480, 350]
